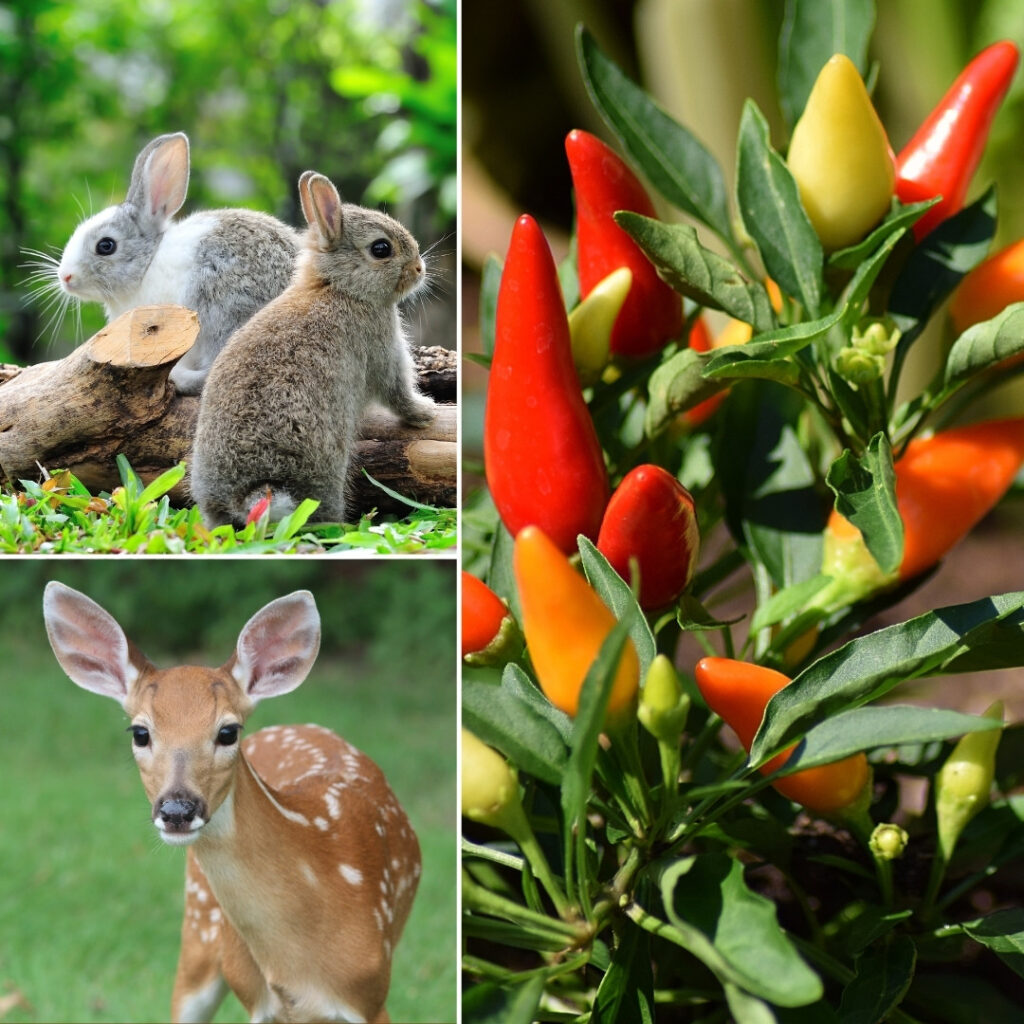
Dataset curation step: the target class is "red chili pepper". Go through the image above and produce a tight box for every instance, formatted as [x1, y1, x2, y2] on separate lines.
[694, 657, 870, 813]
[461, 571, 508, 658]
[896, 40, 1020, 241]
[565, 129, 683, 359]
[484, 214, 609, 553]
[825, 418, 1024, 589]
[597, 464, 700, 610]
[682, 318, 724, 426]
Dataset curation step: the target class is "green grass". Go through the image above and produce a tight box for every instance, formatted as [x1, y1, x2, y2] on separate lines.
[0, 632, 457, 1023]
[0, 459, 457, 554]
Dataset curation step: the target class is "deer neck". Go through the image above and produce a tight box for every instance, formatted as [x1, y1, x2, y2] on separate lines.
[190, 751, 312, 941]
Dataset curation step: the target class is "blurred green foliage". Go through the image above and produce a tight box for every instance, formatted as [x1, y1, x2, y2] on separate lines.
[2, 559, 456, 668]
[0, 0, 455, 364]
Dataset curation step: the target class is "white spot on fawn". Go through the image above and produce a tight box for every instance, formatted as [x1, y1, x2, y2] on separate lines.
[339, 864, 363, 885]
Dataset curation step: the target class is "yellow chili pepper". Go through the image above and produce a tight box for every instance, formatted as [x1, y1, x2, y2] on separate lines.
[514, 524, 639, 719]
[787, 54, 895, 251]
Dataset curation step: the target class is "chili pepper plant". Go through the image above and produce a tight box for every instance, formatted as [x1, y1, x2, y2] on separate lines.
[463, 6, 1024, 1022]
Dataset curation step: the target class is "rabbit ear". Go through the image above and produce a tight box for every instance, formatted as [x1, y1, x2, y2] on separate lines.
[297, 170, 318, 229]
[301, 172, 343, 247]
[126, 132, 189, 224]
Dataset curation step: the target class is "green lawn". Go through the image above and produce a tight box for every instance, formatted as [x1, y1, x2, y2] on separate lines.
[0, 621, 456, 1022]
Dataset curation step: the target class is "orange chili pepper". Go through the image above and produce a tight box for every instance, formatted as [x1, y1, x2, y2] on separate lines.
[949, 238, 1024, 334]
[694, 657, 870, 813]
[825, 418, 1024, 587]
[514, 525, 639, 719]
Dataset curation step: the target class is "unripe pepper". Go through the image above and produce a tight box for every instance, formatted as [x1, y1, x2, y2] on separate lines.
[565, 128, 683, 359]
[949, 238, 1024, 334]
[638, 654, 690, 743]
[461, 728, 526, 832]
[896, 41, 1020, 241]
[461, 571, 522, 666]
[514, 524, 639, 720]
[694, 657, 870, 813]
[568, 266, 632, 385]
[484, 215, 609, 553]
[596, 464, 700, 609]
[787, 54, 896, 251]
[824, 418, 1024, 602]
[935, 701, 1004, 862]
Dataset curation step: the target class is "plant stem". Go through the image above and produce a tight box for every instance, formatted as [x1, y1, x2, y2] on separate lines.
[462, 875, 584, 940]
[517, 825, 575, 919]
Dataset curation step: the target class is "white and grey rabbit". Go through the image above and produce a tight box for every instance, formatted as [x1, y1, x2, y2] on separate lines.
[189, 170, 436, 528]
[56, 132, 300, 394]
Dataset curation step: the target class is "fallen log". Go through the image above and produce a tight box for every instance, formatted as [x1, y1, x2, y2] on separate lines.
[0, 305, 458, 517]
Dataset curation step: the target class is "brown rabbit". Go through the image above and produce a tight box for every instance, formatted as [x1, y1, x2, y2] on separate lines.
[189, 171, 436, 527]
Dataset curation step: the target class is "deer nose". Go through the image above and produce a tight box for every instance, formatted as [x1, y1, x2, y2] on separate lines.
[157, 793, 203, 828]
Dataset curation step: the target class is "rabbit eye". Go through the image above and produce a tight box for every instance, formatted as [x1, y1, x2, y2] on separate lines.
[370, 239, 392, 260]
[95, 237, 117, 256]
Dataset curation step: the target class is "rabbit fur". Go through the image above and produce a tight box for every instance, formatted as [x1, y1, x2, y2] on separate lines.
[57, 132, 300, 394]
[189, 170, 436, 528]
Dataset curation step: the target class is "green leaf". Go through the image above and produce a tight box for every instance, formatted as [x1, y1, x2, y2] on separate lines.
[777, 0, 875, 131]
[714, 383, 825, 589]
[462, 669, 568, 785]
[838, 936, 916, 1024]
[479, 253, 502, 358]
[137, 462, 187, 505]
[889, 187, 998, 375]
[617, 214, 777, 333]
[735, 99, 822, 315]
[487, 522, 519, 623]
[644, 347, 725, 437]
[592, 925, 655, 1024]
[363, 470, 439, 511]
[578, 536, 657, 679]
[751, 575, 832, 633]
[273, 498, 320, 539]
[500, 662, 574, 743]
[825, 433, 903, 575]
[660, 852, 823, 1007]
[725, 984, 778, 1024]
[561, 616, 634, 878]
[828, 198, 938, 270]
[944, 302, 1024, 393]
[576, 26, 733, 242]
[704, 308, 844, 378]
[963, 908, 1024, 979]
[751, 591, 1024, 765]
[781, 705, 1005, 775]
[677, 593, 745, 632]
[837, 227, 905, 324]
[462, 976, 545, 1024]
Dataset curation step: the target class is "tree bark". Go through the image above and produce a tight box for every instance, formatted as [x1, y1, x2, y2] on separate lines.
[0, 305, 457, 517]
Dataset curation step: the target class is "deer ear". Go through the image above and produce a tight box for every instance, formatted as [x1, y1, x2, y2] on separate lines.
[43, 582, 147, 705]
[230, 590, 321, 703]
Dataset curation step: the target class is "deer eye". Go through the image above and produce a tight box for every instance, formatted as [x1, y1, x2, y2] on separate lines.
[370, 239, 392, 259]
[129, 725, 150, 748]
[217, 724, 241, 746]
[95, 237, 117, 256]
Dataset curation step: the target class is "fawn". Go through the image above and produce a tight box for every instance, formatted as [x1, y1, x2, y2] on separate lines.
[43, 583, 421, 1024]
